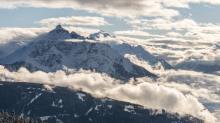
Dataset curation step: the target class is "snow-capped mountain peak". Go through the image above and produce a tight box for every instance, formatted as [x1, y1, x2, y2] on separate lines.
[89, 30, 113, 39]
[46, 25, 85, 40]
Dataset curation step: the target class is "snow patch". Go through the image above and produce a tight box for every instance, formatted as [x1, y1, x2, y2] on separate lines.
[86, 107, 93, 115]
[101, 99, 108, 103]
[20, 113, 24, 118]
[51, 99, 63, 108]
[0, 83, 3, 86]
[124, 105, 136, 114]
[40, 116, 51, 121]
[95, 105, 102, 110]
[89, 118, 92, 121]
[27, 93, 42, 106]
[27, 110, 31, 115]
[76, 93, 86, 101]
[56, 119, 63, 123]
[74, 114, 79, 117]
[108, 105, 112, 109]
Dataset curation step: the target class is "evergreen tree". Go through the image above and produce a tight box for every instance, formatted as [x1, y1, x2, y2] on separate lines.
[3, 112, 9, 123]
[10, 110, 15, 122]
[34, 119, 37, 123]
[29, 118, 34, 123]
[0, 109, 48, 123]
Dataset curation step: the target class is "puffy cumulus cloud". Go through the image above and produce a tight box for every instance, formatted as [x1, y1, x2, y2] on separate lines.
[0, 0, 179, 19]
[0, 65, 217, 122]
[37, 16, 111, 26]
[113, 30, 166, 38]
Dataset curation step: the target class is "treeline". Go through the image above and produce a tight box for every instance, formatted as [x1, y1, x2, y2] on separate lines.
[0, 109, 48, 123]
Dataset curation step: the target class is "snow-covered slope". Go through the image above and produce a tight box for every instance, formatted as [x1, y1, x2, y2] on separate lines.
[0, 40, 156, 79]
[89, 30, 113, 39]
[113, 43, 174, 70]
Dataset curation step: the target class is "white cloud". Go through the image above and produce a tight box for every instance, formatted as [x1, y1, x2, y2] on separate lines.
[0, 66, 217, 122]
[114, 30, 166, 38]
[37, 16, 111, 26]
[166, 32, 183, 37]
[125, 18, 220, 42]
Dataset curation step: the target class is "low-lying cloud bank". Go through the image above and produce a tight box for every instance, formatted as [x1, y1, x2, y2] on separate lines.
[0, 65, 217, 122]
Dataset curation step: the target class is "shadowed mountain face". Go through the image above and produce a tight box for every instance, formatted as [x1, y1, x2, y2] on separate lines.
[0, 50, 7, 59]
[0, 40, 156, 80]
[0, 82, 205, 123]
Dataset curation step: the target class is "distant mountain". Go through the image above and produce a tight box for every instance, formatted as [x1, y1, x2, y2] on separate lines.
[0, 26, 155, 80]
[0, 82, 205, 123]
[0, 50, 7, 59]
[175, 61, 220, 73]
[89, 30, 114, 39]
[113, 43, 174, 70]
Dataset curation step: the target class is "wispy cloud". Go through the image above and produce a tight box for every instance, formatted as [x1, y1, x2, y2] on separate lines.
[113, 30, 166, 38]
[37, 16, 111, 26]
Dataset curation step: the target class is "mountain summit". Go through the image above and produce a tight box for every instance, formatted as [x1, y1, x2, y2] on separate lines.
[45, 25, 84, 40]
[89, 30, 113, 39]
[0, 26, 156, 80]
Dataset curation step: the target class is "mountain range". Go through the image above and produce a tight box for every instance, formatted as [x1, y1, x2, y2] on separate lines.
[0, 25, 156, 80]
